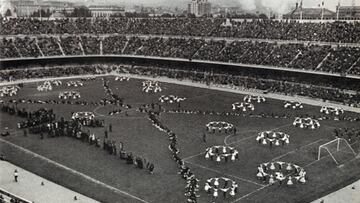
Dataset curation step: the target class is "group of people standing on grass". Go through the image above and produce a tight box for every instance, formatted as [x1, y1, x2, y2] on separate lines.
[148, 112, 200, 203]
[102, 129, 155, 174]
[1, 102, 157, 175]
[0, 105, 56, 129]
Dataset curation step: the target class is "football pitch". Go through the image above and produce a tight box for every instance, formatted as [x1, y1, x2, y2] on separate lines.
[1, 75, 359, 203]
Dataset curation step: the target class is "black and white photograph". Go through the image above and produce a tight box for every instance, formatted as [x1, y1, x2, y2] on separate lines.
[0, 0, 359, 202]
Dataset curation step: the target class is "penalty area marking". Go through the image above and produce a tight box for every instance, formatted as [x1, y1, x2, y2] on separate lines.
[0, 138, 149, 203]
[271, 139, 325, 161]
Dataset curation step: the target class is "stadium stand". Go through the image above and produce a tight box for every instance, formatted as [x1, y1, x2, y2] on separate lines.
[1, 35, 360, 76]
[0, 188, 31, 203]
[1, 18, 359, 43]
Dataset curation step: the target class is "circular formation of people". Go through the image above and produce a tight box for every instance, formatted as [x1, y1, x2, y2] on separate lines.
[244, 95, 266, 103]
[204, 177, 238, 199]
[205, 145, 239, 162]
[159, 95, 186, 104]
[0, 86, 19, 97]
[142, 80, 162, 93]
[284, 101, 303, 109]
[115, 76, 130, 82]
[66, 81, 84, 87]
[257, 161, 307, 185]
[4, 74, 328, 201]
[232, 102, 255, 112]
[37, 80, 61, 91]
[59, 91, 81, 100]
[206, 121, 235, 133]
[71, 112, 95, 121]
[256, 131, 290, 146]
[293, 117, 320, 129]
[320, 106, 344, 115]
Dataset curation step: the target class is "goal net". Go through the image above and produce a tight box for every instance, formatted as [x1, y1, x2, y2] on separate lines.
[318, 138, 357, 165]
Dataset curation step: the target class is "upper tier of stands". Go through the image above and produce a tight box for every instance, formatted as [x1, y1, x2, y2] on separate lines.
[1, 18, 360, 44]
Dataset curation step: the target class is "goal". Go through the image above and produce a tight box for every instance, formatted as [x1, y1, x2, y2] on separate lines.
[317, 138, 357, 165]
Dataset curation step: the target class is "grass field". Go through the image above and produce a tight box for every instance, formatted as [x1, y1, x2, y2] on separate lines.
[1, 76, 360, 203]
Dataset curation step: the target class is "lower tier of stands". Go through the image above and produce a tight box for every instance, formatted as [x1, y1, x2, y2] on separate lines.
[0, 59, 359, 107]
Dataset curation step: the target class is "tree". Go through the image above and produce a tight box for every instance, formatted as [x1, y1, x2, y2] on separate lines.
[5, 9, 12, 17]
[161, 13, 172, 17]
[259, 13, 268, 19]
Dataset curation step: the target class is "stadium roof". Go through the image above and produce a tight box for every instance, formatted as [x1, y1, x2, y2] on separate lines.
[284, 6, 335, 19]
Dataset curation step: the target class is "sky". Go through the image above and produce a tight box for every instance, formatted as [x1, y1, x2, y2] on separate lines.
[2, 0, 359, 14]
[79, 0, 359, 10]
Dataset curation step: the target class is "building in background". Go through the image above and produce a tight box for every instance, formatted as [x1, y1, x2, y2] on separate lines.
[337, 5, 360, 20]
[283, 2, 335, 20]
[9, 0, 74, 17]
[88, 5, 125, 17]
[10, 0, 39, 17]
[41, 1, 74, 14]
[187, 0, 211, 17]
[0, 0, 17, 17]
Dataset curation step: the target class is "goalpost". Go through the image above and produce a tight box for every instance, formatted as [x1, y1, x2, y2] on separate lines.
[318, 138, 357, 165]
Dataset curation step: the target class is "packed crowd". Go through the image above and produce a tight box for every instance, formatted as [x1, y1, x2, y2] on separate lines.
[2, 35, 360, 76]
[0, 190, 30, 203]
[1, 18, 360, 43]
[0, 65, 103, 82]
[119, 65, 360, 107]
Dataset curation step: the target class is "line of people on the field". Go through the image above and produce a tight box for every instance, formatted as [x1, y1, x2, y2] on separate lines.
[103, 136, 155, 174]
[164, 108, 360, 122]
[148, 112, 199, 203]
[4, 98, 132, 108]
[102, 78, 124, 106]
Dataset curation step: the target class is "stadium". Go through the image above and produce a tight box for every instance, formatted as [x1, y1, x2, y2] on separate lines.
[1, 3, 360, 203]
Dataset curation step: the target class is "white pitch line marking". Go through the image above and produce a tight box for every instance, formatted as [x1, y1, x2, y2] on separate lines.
[272, 139, 325, 161]
[0, 138, 149, 203]
[182, 151, 206, 161]
[227, 123, 292, 146]
[231, 185, 269, 203]
[184, 160, 265, 187]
